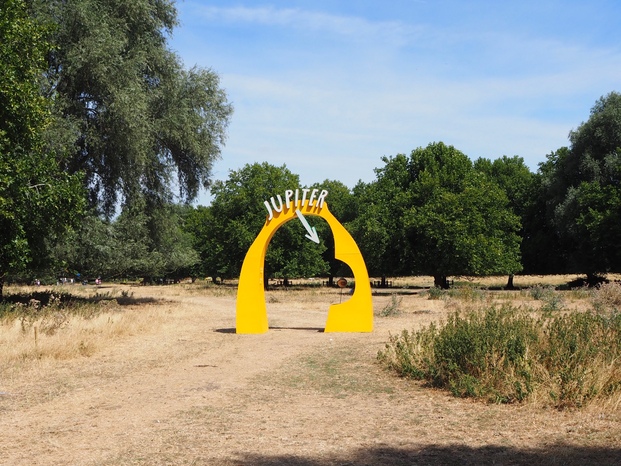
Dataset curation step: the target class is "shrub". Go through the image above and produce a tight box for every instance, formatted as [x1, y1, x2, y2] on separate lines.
[592, 282, 621, 312]
[447, 286, 485, 302]
[378, 305, 539, 403]
[529, 285, 555, 301]
[541, 310, 621, 408]
[528, 286, 565, 313]
[378, 305, 621, 408]
[425, 287, 445, 300]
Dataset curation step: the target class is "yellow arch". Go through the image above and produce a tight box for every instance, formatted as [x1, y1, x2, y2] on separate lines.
[236, 200, 373, 333]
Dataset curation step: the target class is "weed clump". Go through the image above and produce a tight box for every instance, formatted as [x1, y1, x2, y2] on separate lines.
[377, 293, 402, 317]
[378, 304, 621, 409]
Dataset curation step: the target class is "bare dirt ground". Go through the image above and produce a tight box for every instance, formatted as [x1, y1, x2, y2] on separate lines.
[1, 280, 620, 465]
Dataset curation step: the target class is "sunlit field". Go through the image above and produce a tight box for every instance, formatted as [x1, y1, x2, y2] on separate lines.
[1, 275, 620, 465]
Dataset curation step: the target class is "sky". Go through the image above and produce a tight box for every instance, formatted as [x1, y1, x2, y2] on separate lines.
[167, 0, 621, 205]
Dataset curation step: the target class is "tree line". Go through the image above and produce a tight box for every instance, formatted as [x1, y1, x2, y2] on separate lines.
[2, 1, 620, 292]
[81, 88, 616, 289]
[182, 92, 621, 289]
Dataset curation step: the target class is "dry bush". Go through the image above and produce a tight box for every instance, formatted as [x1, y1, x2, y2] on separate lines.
[592, 281, 621, 312]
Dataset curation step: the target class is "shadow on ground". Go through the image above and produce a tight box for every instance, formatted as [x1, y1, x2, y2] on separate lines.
[215, 327, 325, 333]
[1, 290, 161, 308]
[236, 444, 621, 466]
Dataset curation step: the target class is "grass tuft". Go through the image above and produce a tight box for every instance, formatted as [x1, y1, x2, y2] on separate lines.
[377, 293, 403, 317]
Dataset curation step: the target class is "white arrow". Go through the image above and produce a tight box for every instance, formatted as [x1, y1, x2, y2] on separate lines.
[295, 209, 320, 243]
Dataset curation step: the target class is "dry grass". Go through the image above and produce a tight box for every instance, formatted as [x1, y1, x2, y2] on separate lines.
[0, 306, 169, 364]
[1, 274, 614, 368]
[0, 285, 176, 369]
[1, 276, 620, 465]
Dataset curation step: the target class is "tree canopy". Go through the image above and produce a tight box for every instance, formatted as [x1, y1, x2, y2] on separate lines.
[189, 163, 329, 283]
[0, 0, 85, 296]
[352, 143, 522, 288]
[2, 0, 620, 291]
[34, 0, 233, 216]
[54, 203, 198, 281]
[538, 92, 621, 280]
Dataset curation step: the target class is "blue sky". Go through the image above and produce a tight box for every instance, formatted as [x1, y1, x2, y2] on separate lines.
[168, 1, 621, 205]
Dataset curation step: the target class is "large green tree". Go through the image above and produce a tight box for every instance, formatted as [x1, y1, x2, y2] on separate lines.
[540, 92, 621, 282]
[353, 142, 522, 288]
[348, 158, 410, 278]
[34, 0, 233, 216]
[183, 205, 215, 280]
[0, 0, 84, 296]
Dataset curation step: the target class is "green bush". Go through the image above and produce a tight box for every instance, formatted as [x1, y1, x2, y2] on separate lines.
[447, 286, 485, 302]
[378, 305, 621, 408]
[528, 285, 563, 311]
[529, 285, 551, 300]
[425, 287, 445, 300]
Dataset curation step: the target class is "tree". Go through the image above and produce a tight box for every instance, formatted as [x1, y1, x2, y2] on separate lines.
[406, 171, 522, 288]
[0, 0, 85, 297]
[183, 205, 216, 280]
[50, 213, 116, 279]
[474, 155, 536, 287]
[540, 92, 621, 282]
[354, 142, 522, 288]
[201, 163, 328, 284]
[34, 0, 233, 216]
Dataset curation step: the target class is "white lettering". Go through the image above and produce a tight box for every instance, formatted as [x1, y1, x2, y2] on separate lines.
[264, 200, 273, 221]
[285, 189, 294, 209]
[263, 188, 329, 221]
[270, 194, 284, 213]
[317, 189, 328, 208]
[301, 188, 310, 207]
[309, 188, 319, 206]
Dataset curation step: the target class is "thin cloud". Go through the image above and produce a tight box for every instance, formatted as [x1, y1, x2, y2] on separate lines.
[191, 4, 423, 46]
[173, 1, 621, 204]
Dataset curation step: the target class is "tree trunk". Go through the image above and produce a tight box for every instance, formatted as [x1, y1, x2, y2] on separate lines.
[433, 275, 449, 289]
[505, 274, 515, 290]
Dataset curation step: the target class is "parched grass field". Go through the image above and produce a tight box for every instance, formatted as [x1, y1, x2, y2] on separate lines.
[0, 276, 620, 465]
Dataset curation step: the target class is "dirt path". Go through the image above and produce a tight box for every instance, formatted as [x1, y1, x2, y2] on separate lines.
[1, 287, 620, 465]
